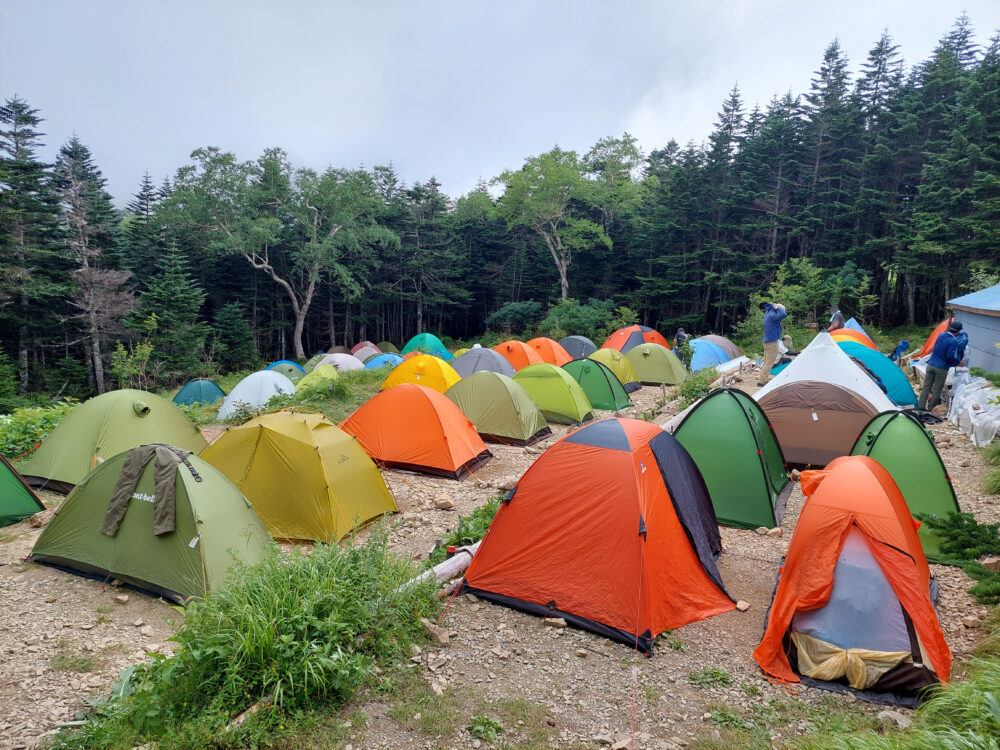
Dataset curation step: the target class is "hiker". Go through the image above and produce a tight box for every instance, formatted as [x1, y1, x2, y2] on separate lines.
[917, 321, 966, 412]
[775, 334, 798, 366]
[673, 327, 689, 352]
[758, 302, 787, 386]
[828, 307, 846, 332]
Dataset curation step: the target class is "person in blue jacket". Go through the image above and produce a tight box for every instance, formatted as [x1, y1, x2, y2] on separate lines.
[917, 320, 966, 411]
[758, 301, 787, 386]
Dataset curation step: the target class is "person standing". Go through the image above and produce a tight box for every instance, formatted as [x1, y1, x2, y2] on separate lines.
[917, 321, 965, 411]
[758, 302, 787, 386]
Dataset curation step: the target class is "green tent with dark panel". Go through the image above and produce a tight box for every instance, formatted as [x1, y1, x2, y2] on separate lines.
[1, 455, 45, 527]
[512, 364, 594, 425]
[173, 379, 226, 406]
[851, 411, 960, 562]
[30, 447, 270, 602]
[673, 388, 790, 529]
[561, 359, 630, 411]
[444, 371, 550, 445]
[626, 343, 688, 385]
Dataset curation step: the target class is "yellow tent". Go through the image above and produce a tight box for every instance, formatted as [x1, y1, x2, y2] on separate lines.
[453, 347, 471, 358]
[200, 410, 396, 543]
[297, 363, 339, 391]
[380, 353, 461, 393]
[588, 348, 641, 391]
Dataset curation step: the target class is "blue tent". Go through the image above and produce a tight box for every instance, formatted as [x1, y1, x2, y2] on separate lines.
[843, 317, 871, 338]
[172, 378, 226, 406]
[689, 338, 730, 372]
[266, 359, 306, 373]
[364, 352, 404, 369]
[837, 341, 917, 406]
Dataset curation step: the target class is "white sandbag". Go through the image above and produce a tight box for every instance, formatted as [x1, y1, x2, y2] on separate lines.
[948, 375, 1000, 447]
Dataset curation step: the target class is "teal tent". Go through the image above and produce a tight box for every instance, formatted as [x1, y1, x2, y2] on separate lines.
[173, 379, 226, 406]
[837, 341, 917, 406]
[401, 333, 453, 361]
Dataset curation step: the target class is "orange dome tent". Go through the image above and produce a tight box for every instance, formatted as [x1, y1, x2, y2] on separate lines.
[917, 319, 951, 358]
[753, 455, 950, 704]
[829, 328, 878, 350]
[601, 325, 670, 353]
[462, 418, 735, 652]
[380, 354, 461, 393]
[340, 384, 492, 479]
[493, 340, 545, 371]
[526, 337, 573, 366]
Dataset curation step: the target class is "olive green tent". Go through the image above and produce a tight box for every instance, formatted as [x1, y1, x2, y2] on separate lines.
[444, 371, 550, 445]
[673, 388, 790, 529]
[851, 411, 961, 562]
[587, 349, 640, 392]
[625, 343, 688, 385]
[561, 359, 630, 411]
[304, 353, 326, 372]
[30, 448, 270, 602]
[376, 341, 400, 354]
[266, 360, 305, 383]
[512, 364, 593, 425]
[296, 363, 339, 392]
[18, 390, 208, 494]
[1, 455, 45, 527]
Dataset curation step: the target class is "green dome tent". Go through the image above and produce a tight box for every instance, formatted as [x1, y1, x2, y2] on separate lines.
[587, 349, 641, 392]
[18, 390, 208, 494]
[851, 411, 961, 562]
[296, 363, 339, 392]
[376, 341, 400, 354]
[561, 359, 630, 411]
[30, 447, 270, 602]
[401, 332, 452, 360]
[304, 353, 326, 372]
[172, 379, 226, 406]
[444, 371, 550, 445]
[512, 364, 594, 425]
[0, 455, 45, 527]
[673, 388, 791, 529]
[266, 360, 305, 383]
[625, 343, 688, 385]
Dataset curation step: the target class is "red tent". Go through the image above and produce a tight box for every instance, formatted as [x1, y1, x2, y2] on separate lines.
[493, 340, 545, 371]
[601, 325, 670, 353]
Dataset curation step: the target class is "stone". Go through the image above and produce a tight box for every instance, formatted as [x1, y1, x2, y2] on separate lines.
[611, 738, 635, 750]
[962, 616, 981, 629]
[114, 595, 129, 605]
[463, 593, 479, 603]
[410, 644, 422, 657]
[877, 709, 912, 729]
[960, 459, 972, 467]
[543, 617, 568, 629]
[472, 739, 481, 749]
[754, 527, 768, 535]
[594, 734, 613, 746]
[421, 617, 450, 646]
[790, 469, 801, 481]
[433, 494, 455, 510]
[132, 619, 144, 627]
[44, 596, 57, 604]
[736, 600, 750, 612]
[428, 656, 447, 671]
[430, 682, 444, 697]
[576, 649, 588, 658]
[766, 527, 783, 538]
[144, 643, 162, 654]
[139, 625, 154, 637]
[980, 556, 1000, 573]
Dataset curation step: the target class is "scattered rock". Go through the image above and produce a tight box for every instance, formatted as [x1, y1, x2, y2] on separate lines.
[960, 459, 972, 467]
[430, 682, 444, 697]
[790, 469, 801, 481]
[611, 738, 635, 750]
[44, 596, 57, 604]
[409, 644, 422, 657]
[736, 600, 750, 612]
[877, 709, 912, 729]
[420, 617, 450, 645]
[139, 625, 154, 637]
[132, 619, 144, 627]
[114, 595, 129, 605]
[962, 616, 981, 629]
[433, 494, 455, 510]
[754, 527, 769, 536]
[980, 556, 1000, 573]
[542, 617, 568, 629]
[144, 643, 162, 654]
[594, 734, 613, 746]
[766, 527, 783, 538]
[28, 509, 54, 528]
[463, 593, 479, 603]
[575, 649, 587, 658]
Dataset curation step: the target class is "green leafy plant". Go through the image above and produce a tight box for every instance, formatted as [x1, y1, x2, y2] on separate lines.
[916, 512, 1000, 561]
[468, 714, 504, 742]
[110, 314, 157, 390]
[1, 400, 76, 459]
[688, 667, 733, 688]
[678, 367, 718, 407]
[428, 497, 501, 564]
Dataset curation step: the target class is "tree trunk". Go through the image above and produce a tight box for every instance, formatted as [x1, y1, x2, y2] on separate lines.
[905, 273, 916, 325]
[17, 325, 28, 394]
[328, 294, 336, 350]
[89, 311, 105, 394]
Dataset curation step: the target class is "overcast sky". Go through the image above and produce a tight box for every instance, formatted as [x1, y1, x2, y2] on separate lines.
[3, 1, 999, 204]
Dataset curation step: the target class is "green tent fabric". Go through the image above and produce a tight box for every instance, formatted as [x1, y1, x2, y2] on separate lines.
[673, 388, 791, 529]
[851, 411, 960, 562]
[0, 454, 45, 527]
[401, 332, 453, 360]
[625, 343, 688, 385]
[512, 364, 594, 425]
[267, 361, 305, 383]
[587, 349, 641, 392]
[444, 371, 550, 445]
[18, 389, 208, 494]
[30, 448, 270, 602]
[377, 341, 400, 354]
[561, 359, 630, 411]
[304, 353, 326, 372]
[296, 363, 340, 391]
[172, 379, 226, 406]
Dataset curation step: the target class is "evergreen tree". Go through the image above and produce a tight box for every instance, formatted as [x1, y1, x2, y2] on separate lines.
[121, 170, 163, 277]
[212, 302, 256, 371]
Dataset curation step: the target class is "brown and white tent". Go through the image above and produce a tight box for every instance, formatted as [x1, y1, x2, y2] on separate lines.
[753, 332, 897, 467]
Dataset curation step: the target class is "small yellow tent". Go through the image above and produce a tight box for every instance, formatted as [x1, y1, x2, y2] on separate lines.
[297, 363, 339, 391]
[380, 354, 461, 393]
[200, 410, 396, 543]
[588, 349, 641, 392]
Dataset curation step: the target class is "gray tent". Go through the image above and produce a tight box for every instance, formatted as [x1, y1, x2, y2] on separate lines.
[451, 348, 516, 378]
[559, 335, 597, 359]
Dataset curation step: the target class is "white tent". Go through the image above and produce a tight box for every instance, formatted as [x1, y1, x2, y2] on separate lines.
[317, 353, 364, 371]
[218, 371, 296, 420]
[754, 332, 897, 466]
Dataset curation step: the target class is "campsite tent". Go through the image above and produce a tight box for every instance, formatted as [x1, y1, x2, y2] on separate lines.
[304, 353, 326, 372]
[328, 346, 351, 355]
[444, 372, 550, 445]
[587, 348, 641, 392]
[266, 360, 306, 383]
[453, 347, 471, 358]
[340, 384, 492, 479]
[699, 335, 741, 360]
[0, 455, 45, 527]
[376, 341, 400, 354]
[364, 352, 404, 370]
[559, 335, 598, 359]
[317, 353, 364, 371]
[462, 418, 735, 652]
[19, 390, 208, 493]
[353, 345, 380, 363]
[201, 411, 396, 543]
[218, 371, 296, 420]
[561, 358, 630, 411]
[754, 332, 896, 466]
[401, 332, 453, 360]
[380, 354, 461, 393]
[625, 343, 687, 385]
[689, 338, 731, 372]
[350, 341, 378, 355]
[30, 447, 270, 603]
[296, 363, 339, 391]
[830, 328, 878, 350]
[601, 325, 670, 353]
[512, 364, 594, 424]
[837, 341, 917, 406]
[844, 318, 870, 337]
[851, 411, 960, 562]
[948, 283, 1000, 373]
[452, 348, 516, 378]
[917, 320, 951, 358]
[493, 340, 545, 371]
[173, 379, 226, 406]
[753, 456, 950, 704]
[527, 337, 573, 366]
[673, 389, 790, 528]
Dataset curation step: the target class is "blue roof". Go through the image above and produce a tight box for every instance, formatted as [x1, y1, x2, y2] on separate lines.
[949, 283, 1000, 312]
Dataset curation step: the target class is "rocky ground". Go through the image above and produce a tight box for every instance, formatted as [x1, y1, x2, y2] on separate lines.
[0, 372, 997, 749]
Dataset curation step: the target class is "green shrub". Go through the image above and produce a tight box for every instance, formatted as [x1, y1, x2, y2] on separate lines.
[1, 401, 76, 460]
[468, 714, 504, 741]
[678, 367, 718, 407]
[917, 512, 1000, 562]
[985, 467, 1000, 496]
[429, 497, 501, 565]
[485, 300, 543, 336]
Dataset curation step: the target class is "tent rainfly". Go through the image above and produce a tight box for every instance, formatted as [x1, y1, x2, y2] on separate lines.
[0, 454, 45, 527]
[512, 364, 594, 424]
[625, 343, 687, 385]
[451, 348, 517, 378]
[587, 349, 641, 392]
[561, 358, 630, 411]
[217, 371, 296, 420]
[559, 335, 598, 359]
[444, 371, 550, 445]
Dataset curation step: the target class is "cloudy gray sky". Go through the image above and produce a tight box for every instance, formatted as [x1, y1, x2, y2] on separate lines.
[3, 1, 998, 203]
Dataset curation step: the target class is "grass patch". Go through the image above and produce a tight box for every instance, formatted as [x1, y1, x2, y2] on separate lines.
[982, 441, 1000, 467]
[688, 667, 732, 688]
[468, 714, 504, 741]
[428, 496, 502, 565]
[49, 652, 94, 673]
[660, 629, 686, 651]
[984, 467, 1000, 496]
[0, 532, 15, 544]
[386, 672, 464, 737]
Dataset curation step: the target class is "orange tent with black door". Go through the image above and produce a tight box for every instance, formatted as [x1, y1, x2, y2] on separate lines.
[527, 337, 573, 366]
[462, 418, 735, 652]
[493, 340, 545, 371]
[917, 319, 951, 358]
[753, 455, 950, 705]
[601, 325, 671, 353]
[340, 384, 492, 479]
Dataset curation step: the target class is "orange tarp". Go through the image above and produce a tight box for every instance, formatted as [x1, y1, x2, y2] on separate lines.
[493, 340, 545, 371]
[917, 319, 951, 358]
[753, 455, 951, 685]
[527, 337, 573, 366]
